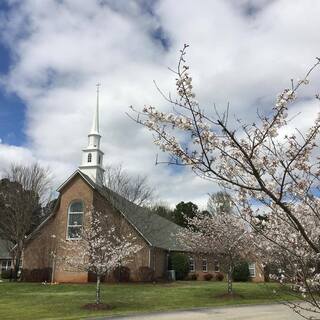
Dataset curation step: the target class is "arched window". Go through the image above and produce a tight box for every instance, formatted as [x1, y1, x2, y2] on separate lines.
[87, 153, 92, 163]
[67, 201, 84, 239]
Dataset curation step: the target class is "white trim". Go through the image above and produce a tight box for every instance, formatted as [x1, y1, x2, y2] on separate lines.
[202, 258, 208, 272]
[0, 259, 12, 272]
[189, 257, 195, 272]
[82, 148, 104, 154]
[56, 170, 96, 192]
[148, 247, 151, 268]
[66, 201, 84, 240]
[249, 262, 256, 277]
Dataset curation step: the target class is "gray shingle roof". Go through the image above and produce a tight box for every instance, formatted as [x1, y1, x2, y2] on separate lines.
[95, 184, 186, 251]
[0, 240, 11, 259]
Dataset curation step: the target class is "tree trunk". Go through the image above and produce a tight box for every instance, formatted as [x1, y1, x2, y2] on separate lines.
[227, 265, 233, 294]
[12, 246, 22, 281]
[96, 275, 101, 304]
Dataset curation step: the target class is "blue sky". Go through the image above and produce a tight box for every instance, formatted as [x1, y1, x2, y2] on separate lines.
[0, 2, 26, 146]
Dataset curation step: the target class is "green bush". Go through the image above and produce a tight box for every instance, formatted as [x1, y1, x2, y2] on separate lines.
[189, 273, 198, 280]
[169, 252, 190, 280]
[88, 272, 105, 282]
[204, 273, 213, 281]
[215, 272, 224, 281]
[113, 266, 131, 282]
[1, 269, 13, 279]
[233, 261, 250, 282]
[138, 266, 154, 282]
[21, 268, 52, 282]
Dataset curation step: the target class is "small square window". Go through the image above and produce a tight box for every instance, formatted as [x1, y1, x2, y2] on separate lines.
[249, 263, 256, 277]
[202, 259, 208, 272]
[189, 257, 195, 272]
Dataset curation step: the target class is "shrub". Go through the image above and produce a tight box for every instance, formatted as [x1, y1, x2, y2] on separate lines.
[233, 261, 250, 282]
[88, 272, 105, 282]
[190, 273, 198, 280]
[113, 266, 131, 282]
[138, 266, 154, 282]
[22, 268, 51, 282]
[169, 252, 190, 280]
[1, 269, 13, 279]
[204, 273, 213, 281]
[185, 273, 198, 281]
[215, 272, 224, 281]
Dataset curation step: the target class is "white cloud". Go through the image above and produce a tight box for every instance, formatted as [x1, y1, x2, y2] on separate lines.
[1, 0, 320, 208]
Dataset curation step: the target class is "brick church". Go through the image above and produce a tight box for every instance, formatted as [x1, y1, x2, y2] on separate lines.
[22, 88, 263, 282]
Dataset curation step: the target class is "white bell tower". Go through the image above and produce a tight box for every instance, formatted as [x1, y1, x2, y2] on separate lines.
[79, 84, 105, 186]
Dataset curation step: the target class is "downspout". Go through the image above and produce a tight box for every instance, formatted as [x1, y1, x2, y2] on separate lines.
[148, 246, 152, 269]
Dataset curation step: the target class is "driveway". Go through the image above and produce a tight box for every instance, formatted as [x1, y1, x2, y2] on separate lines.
[93, 303, 311, 320]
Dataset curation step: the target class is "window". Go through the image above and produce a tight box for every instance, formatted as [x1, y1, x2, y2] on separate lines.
[249, 263, 256, 277]
[214, 260, 220, 272]
[98, 155, 101, 164]
[202, 259, 208, 272]
[189, 257, 195, 272]
[67, 201, 84, 239]
[1, 260, 11, 272]
[87, 153, 92, 163]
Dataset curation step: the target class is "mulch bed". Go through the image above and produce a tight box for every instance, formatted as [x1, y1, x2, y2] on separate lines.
[82, 303, 113, 311]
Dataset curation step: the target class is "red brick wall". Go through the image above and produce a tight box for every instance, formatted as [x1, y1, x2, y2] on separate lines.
[24, 173, 154, 282]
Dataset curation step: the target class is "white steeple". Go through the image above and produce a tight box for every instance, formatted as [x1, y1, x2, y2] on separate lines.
[79, 84, 105, 186]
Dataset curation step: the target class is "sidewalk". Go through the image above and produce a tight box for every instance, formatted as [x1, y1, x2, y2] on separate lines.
[91, 303, 309, 320]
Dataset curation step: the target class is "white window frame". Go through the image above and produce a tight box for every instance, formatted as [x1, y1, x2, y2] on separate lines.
[249, 263, 256, 277]
[1, 260, 12, 272]
[67, 201, 84, 240]
[189, 257, 195, 272]
[88, 153, 92, 163]
[202, 259, 208, 272]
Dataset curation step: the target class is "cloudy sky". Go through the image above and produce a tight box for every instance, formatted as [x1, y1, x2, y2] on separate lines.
[0, 0, 320, 208]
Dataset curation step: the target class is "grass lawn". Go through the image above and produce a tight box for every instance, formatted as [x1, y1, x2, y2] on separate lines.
[0, 281, 295, 320]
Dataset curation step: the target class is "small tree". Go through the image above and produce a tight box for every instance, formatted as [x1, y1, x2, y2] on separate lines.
[62, 209, 141, 305]
[233, 261, 250, 282]
[104, 164, 154, 206]
[173, 201, 199, 227]
[130, 44, 320, 318]
[178, 211, 253, 294]
[169, 252, 190, 280]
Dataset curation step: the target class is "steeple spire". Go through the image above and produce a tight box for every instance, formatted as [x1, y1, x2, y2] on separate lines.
[91, 83, 100, 134]
[79, 84, 105, 186]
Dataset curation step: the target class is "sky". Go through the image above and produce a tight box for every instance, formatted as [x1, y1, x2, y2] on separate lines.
[0, 0, 320, 208]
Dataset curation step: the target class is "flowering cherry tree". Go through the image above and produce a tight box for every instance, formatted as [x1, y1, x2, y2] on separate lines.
[131, 44, 320, 318]
[62, 209, 141, 305]
[178, 210, 253, 294]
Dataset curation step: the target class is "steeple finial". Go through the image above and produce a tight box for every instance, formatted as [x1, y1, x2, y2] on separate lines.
[91, 83, 100, 134]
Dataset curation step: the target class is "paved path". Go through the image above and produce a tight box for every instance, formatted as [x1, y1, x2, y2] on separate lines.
[94, 303, 311, 320]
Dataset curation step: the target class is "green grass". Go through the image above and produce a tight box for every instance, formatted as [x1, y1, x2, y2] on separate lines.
[0, 281, 295, 320]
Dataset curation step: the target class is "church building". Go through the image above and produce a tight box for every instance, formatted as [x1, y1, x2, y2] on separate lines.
[22, 88, 263, 283]
[22, 87, 186, 282]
